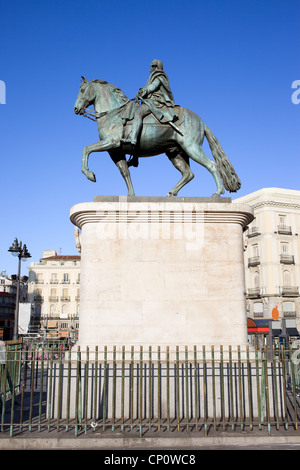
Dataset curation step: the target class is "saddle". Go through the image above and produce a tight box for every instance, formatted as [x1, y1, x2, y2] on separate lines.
[122, 105, 185, 167]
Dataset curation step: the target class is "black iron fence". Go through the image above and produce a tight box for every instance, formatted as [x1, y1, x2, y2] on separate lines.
[1, 342, 300, 437]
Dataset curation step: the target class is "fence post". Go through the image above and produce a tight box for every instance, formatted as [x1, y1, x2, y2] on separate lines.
[176, 346, 180, 431]
[121, 346, 125, 431]
[194, 345, 198, 430]
[139, 346, 143, 436]
[203, 345, 207, 436]
[75, 346, 82, 436]
[149, 346, 153, 430]
[289, 343, 298, 430]
[246, 345, 253, 431]
[211, 345, 216, 430]
[229, 345, 234, 430]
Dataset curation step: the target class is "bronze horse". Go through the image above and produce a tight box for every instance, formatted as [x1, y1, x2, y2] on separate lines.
[74, 77, 241, 197]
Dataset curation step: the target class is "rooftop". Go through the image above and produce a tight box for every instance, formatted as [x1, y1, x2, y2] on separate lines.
[39, 255, 81, 261]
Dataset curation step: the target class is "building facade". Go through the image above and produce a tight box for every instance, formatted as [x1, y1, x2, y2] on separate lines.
[27, 250, 80, 340]
[234, 188, 300, 333]
[0, 273, 28, 340]
[0, 275, 17, 340]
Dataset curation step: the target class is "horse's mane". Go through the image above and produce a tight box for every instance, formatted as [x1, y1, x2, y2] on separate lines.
[91, 79, 129, 105]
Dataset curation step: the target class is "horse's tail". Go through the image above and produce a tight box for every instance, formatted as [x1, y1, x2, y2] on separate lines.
[204, 124, 241, 192]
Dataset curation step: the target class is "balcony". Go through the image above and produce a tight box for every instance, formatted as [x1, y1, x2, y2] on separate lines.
[49, 296, 59, 302]
[280, 254, 295, 264]
[248, 227, 261, 238]
[60, 296, 70, 301]
[281, 286, 299, 297]
[277, 225, 292, 235]
[283, 311, 296, 318]
[248, 256, 260, 267]
[247, 288, 261, 298]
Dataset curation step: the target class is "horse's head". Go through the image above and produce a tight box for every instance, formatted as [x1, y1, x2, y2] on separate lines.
[74, 77, 95, 115]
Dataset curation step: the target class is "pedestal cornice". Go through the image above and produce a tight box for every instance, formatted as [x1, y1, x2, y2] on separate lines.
[70, 197, 254, 229]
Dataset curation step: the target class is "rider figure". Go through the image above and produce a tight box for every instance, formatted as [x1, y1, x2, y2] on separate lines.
[122, 59, 178, 148]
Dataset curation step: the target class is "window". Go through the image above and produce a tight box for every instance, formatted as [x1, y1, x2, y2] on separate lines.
[254, 272, 260, 288]
[50, 304, 56, 316]
[62, 288, 69, 300]
[283, 302, 295, 317]
[253, 302, 263, 317]
[36, 273, 44, 283]
[252, 244, 259, 257]
[280, 243, 289, 254]
[61, 304, 68, 318]
[63, 273, 69, 283]
[283, 270, 291, 286]
[34, 288, 42, 298]
[50, 273, 58, 284]
[279, 215, 287, 225]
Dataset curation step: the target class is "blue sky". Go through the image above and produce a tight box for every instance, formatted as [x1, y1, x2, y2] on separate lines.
[0, 0, 299, 276]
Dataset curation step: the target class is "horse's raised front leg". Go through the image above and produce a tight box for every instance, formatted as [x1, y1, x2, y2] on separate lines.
[81, 138, 119, 182]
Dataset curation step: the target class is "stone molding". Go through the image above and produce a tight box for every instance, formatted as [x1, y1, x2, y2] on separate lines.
[70, 200, 253, 229]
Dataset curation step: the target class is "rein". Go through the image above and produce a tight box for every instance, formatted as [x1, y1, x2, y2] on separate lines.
[83, 99, 133, 122]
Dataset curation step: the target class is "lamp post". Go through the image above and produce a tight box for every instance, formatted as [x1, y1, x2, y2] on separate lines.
[8, 238, 31, 340]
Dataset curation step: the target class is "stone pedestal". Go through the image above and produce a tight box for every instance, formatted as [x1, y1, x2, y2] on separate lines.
[70, 196, 253, 350]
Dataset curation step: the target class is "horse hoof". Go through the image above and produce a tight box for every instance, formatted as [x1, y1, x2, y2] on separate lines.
[87, 171, 96, 182]
[167, 192, 177, 197]
[211, 193, 221, 197]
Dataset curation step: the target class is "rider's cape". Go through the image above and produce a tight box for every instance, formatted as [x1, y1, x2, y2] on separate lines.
[122, 70, 178, 124]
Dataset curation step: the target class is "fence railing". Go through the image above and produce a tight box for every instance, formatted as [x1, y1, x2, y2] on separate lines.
[1, 343, 300, 437]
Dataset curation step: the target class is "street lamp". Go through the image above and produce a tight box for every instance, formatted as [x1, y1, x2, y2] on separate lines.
[8, 238, 31, 340]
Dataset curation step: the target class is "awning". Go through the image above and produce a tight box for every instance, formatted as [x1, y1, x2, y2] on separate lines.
[59, 331, 68, 338]
[247, 318, 269, 334]
[287, 328, 300, 337]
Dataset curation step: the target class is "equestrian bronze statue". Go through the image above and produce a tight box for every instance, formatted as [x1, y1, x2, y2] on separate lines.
[74, 60, 241, 197]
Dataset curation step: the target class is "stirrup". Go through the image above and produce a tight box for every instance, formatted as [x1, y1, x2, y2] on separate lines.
[127, 155, 139, 168]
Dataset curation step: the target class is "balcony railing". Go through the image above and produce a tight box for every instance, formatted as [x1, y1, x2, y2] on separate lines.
[277, 225, 292, 235]
[247, 288, 261, 298]
[283, 311, 296, 318]
[281, 286, 299, 296]
[49, 296, 59, 302]
[280, 254, 295, 264]
[248, 227, 261, 238]
[248, 256, 260, 267]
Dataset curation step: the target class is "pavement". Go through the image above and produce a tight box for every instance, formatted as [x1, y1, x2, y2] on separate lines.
[1, 423, 300, 450]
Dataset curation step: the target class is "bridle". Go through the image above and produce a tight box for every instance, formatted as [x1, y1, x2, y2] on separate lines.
[83, 99, 133, 122]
